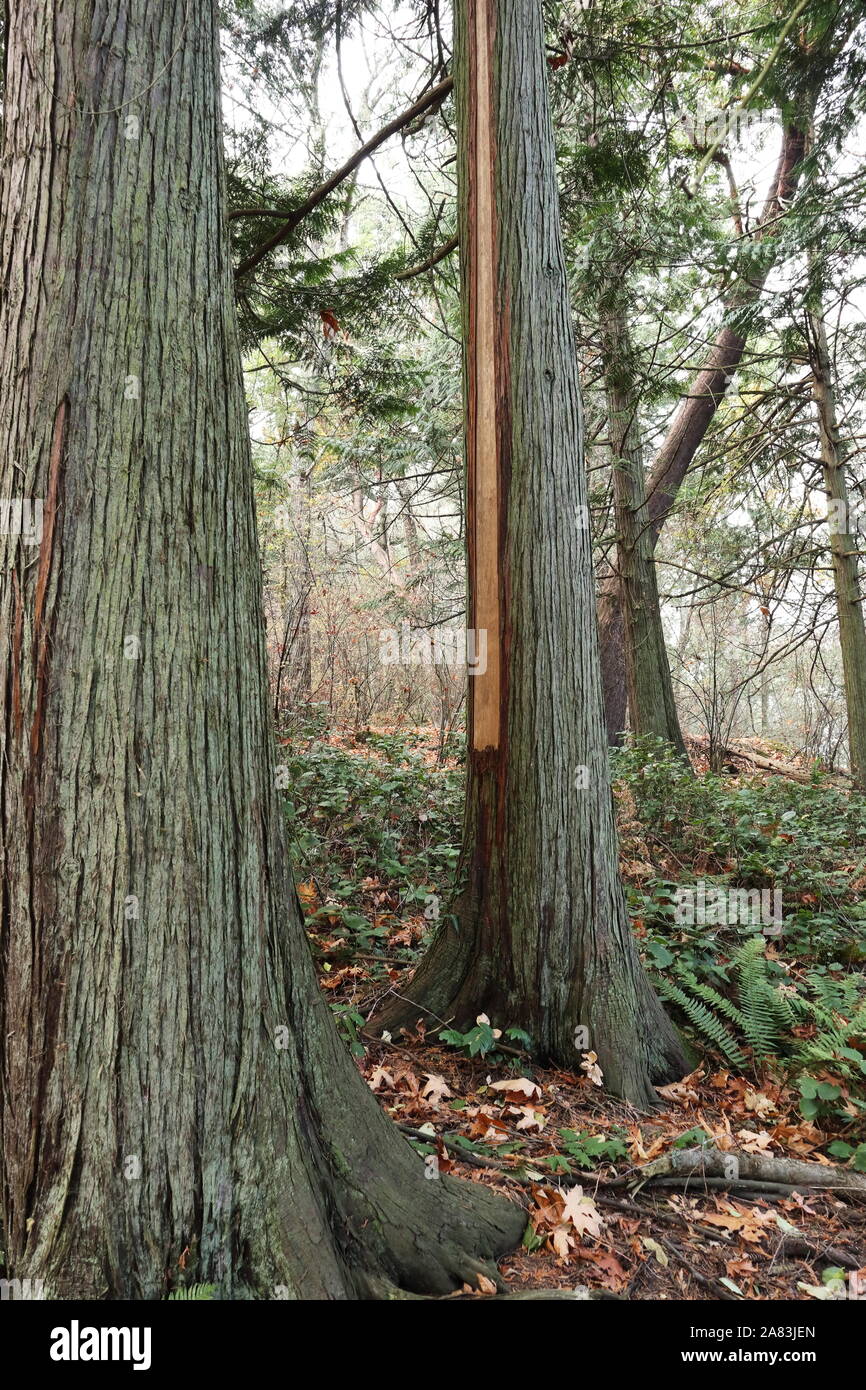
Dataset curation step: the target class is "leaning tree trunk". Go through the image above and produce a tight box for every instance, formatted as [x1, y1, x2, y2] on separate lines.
[0, 0, 523, 1300]
[598, 119, 810, 744]
[808, 290, 866, 790]
[371, 0, 687, 1105]
[598, 289, 689, 760]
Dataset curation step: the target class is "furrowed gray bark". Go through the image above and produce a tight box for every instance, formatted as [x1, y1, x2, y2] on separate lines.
[598, 289, 688, 759]
[0, 0, 522, 1299]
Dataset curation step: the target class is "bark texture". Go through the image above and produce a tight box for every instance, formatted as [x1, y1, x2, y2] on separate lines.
[371, 0, 687, 1105]
[808, 294, 866, 789]
[598, 291, 688, 758]
[0, 0, 523, 1299]
[599, 122, 810, 744]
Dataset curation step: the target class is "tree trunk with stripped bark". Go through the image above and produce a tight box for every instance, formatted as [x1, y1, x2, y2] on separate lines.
[371, 0, 686, 1105]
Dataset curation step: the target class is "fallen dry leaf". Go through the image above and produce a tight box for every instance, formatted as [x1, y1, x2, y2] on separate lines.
[574, 1246, 628, 1291]
[467, 1111, 511, 1143]
[490, 1076, 542, 1101]
[421, 1073, 452, 1107]
[509, 1103, 546, 1132]
[561, 1186, 604, 1240]
[736, 1128, 774, 1154]
[552, 1224, 573, 1259]
[368, 1066, 395, 1092]
[744, 1089, 778, 1118]
[580, 1051, 604, 1087]
[656, 1066, 704, 1106]
[701, 1199, 773, 1244]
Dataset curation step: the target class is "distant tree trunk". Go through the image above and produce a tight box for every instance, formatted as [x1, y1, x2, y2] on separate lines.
[396, 478, 422, 576]
[0, 0, 522, 1299]
[598, 120, 810, 743]
[286, 466, 313, 710]
[272, 464, 313, 723]
[352, 481, 405, 588]
[371, 0, 686, 1104]
[597, 570, 629, 743]
[761, 673, 770, 736]
[808, 293, 866, 789]
[598, 291, 689, 759]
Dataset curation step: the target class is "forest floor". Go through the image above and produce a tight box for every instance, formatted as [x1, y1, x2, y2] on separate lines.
[281, 717, 866, 1299]
[356, 1031, 866, 1299]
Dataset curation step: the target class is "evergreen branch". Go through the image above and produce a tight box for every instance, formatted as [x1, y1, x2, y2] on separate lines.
[691, 0, 814, 191]
[395, 232, 460, 281]
[234, 77, 454, 282]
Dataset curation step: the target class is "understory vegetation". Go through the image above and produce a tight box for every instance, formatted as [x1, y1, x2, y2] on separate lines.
[274, 717, 866, 1296]
[286, 720, 866, 1156]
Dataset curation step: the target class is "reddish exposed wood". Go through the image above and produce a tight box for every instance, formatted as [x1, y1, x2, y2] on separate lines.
[468, 0, 501, 752]
[370, 0, 686, 1100]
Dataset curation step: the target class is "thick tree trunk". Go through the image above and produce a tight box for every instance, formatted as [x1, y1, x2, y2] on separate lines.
[0, 0, 522, 1299]
[808, 295, 866, 790]
[371, 0, 687, 1105]
[598, 122, 810, 743]
[598, 293, 688, 759]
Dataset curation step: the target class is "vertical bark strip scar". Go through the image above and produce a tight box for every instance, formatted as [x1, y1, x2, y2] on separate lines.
[470, 0, 501, 751]
[30, 397, 68, 758]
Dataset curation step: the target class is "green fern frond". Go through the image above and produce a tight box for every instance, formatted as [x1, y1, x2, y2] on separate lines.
[680, 972, 748, 1032]
[657, 977, 748, 1068]
[787, 990, 842, 1038]
[729, 938, 779, 1060]
[655, 924, 866, 1081]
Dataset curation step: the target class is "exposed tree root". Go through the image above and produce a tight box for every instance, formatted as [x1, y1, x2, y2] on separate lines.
[339, 1169, 527, 1299]
[774, 1236, 862, 1270]
[470, 1288, 624, 1300]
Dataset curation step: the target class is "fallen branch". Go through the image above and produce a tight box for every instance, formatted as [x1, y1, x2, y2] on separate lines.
[466, 1288, 624, 1300]
[720, 741, 852, 785]
[773, 1236, 862, 1271]
[632, 1177, 800, 1197]
[397, 1122, 505, 1173]
[632, 1145, 866, 1193]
